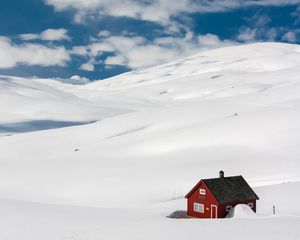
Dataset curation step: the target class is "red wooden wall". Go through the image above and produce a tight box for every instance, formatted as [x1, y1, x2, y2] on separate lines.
[187, 181, 219, 218]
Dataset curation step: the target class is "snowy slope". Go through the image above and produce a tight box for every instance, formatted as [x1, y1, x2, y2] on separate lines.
[0, 76, 127, 135]
[68, 42, 300, 108]
[0, 42, 299, 240]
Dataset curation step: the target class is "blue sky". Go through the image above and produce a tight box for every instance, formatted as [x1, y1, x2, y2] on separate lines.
[0, 0, 300, 80]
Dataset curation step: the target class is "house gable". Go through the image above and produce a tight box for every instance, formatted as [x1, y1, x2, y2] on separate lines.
[186, 181, 219, 218]
[185, 180, 215, 199]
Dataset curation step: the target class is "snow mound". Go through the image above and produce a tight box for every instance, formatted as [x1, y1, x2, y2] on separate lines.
[226, 204, 256, 218]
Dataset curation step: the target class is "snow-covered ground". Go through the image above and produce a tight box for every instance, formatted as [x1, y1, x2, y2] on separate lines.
[0, 42, 299, 239]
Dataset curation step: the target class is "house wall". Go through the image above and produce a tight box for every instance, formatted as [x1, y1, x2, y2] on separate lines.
[218, 199, 257, 218]
[187, 181, 219, 218]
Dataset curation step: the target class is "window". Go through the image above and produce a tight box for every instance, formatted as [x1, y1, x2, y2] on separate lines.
[194, 203, 204, 213]
[247, 203, 254, 209]
[226, 205, 232, 212]
[199, 188, 206, 195]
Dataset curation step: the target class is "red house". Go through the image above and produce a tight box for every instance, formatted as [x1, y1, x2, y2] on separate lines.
[185, 171, 259, 218]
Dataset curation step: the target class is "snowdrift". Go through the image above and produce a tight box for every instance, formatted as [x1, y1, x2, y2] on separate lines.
[226, 204, 256, 218]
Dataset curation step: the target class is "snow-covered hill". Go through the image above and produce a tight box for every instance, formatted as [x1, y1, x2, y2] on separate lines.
[0, 42, 299, 240]
[71, 42, 300, 108]
[0, 76, 127, 135]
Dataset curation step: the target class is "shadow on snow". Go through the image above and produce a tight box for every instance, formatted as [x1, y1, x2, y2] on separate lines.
[0, 120, 96, 135]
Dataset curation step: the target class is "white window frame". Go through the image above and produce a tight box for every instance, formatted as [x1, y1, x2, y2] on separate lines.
[194, 203, 204, 213]
[247, 203, 254, 209]
[226, 205, 232, 212]
[199, 188, 206, 195]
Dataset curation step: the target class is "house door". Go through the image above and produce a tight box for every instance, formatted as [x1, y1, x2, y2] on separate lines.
[211, 205, 217, 218]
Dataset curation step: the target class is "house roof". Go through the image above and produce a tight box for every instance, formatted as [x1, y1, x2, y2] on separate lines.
[185, 175, 259, 204]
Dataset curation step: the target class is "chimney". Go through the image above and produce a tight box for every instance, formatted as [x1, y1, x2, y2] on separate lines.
[219, 170, 224, 178]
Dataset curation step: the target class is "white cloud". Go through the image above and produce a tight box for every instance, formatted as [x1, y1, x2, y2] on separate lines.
[44, 0, 192, 25]
[70, 46, 89, 56]
[237, 28, 257, 42]
[0, 36, 70, 68]
[197, 33, 229, 47]
[74, 32, 234, 70]
[120, 33, 233, 68]
[237, 26, 282, 43]
[98, 30, 111, 38]
[18, 33, 40, 41]
[70, 75, 90, 84]
[80, 62, 95, 71]
[282, 31, 297, 43]
[19, 28, 70, 41]
[237, 13, 294, 43]
[105, 55, 127, 66]
[40, 28, 70, 41]
[265, 28, 278, 41]
[238, 13, 273, 42]
[44, 0, 300, 25]
[253, 14, 271, 27]
[89, 42, 115, 56]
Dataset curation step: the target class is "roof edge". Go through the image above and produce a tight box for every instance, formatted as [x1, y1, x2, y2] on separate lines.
[186, 175, 242, 198]
[185, 180, 203, 198]
[186, 175, 259, 201]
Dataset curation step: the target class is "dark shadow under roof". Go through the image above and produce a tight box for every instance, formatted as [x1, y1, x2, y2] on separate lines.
[202, 175, 259, 204]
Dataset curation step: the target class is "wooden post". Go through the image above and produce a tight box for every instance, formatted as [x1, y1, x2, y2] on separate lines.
[273, 205, 275, 215]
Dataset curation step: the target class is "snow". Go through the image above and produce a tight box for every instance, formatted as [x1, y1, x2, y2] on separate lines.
[0, 42, 299, 239]
[226, 204, 256, 218]
[0, 75, 127, 134]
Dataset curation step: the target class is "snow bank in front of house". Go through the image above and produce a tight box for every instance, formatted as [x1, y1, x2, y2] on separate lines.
[226, 204, 256, 218]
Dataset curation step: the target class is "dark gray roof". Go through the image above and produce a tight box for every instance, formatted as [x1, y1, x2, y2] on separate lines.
[202, 175, 259, 204]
